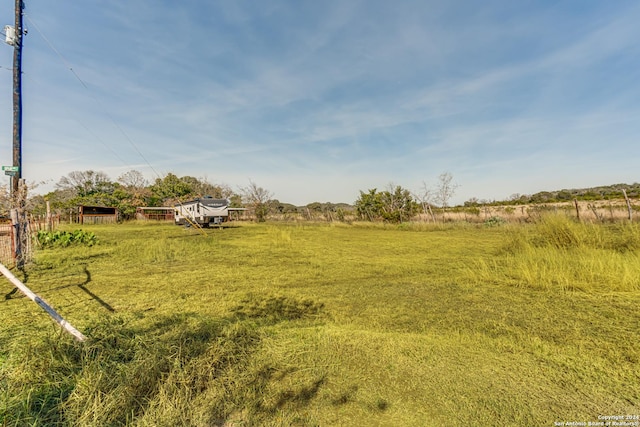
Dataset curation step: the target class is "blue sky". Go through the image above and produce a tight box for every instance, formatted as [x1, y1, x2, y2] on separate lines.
[1, 1, 639, 205]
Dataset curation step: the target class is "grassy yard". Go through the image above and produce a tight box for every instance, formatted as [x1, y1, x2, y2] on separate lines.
[1, 218, 639, 426]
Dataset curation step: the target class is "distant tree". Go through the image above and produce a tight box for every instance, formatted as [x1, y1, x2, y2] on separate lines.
[355, 189, 384, 221]
[44, 188, 76, 213]
[229, 193, 243, 208]
[271, 200, 298, 214]
[26, 193, 46, 216]
[380, 184, 419, 223]
[530, 191, 554, 204]
[117, 170, 147, 189]
[149, 173, 194, 205]
[56, 170, 114, 198]
[211, 182, 236, 199]
[464, 197, 480, 207]
[116, 170, 152, 216]
[415, 182, 437, 221]
[170, 176, 238, 201]
[434, 172, 459, 219]
[556, 190, 573, 201]
[241, 180, 273, 222]
[49, 170, 119, 211]
[306, 202, 323, 213]
[355, 186, 418, 223]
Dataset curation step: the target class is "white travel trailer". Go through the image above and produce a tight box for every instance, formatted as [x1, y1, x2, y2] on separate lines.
[175, 197, 233, 227]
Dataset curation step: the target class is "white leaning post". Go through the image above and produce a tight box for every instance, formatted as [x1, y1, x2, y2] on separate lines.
[0, 263, 87, 342]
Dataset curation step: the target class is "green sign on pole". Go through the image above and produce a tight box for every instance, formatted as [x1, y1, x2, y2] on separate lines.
[2, 166, 19, 172]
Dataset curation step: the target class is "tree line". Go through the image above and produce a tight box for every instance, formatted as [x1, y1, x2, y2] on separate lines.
[465, 183, 640, 207]
[2, 169, 633, 223]
[0, 170, 460, 223]
[0, 169, 459, 224]
[0, 170, 264, 221]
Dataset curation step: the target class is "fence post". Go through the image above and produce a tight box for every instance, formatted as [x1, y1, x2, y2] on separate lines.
[46, 200, 52, 231]
[10, 209, 19, 267]
[622, 189, 633, 221]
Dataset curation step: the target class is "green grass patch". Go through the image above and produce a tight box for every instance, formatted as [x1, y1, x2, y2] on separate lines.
[1, 219, 638, 425]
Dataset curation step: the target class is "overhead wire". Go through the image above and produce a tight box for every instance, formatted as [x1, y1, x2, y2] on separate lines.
[22, 13, 211, 235]
[11, 55, 133, 170]
[23, 14, 162, 180]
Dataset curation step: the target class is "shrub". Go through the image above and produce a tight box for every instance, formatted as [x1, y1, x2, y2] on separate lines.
[36, 230, 98, 248]
[484, 216, 506, 227]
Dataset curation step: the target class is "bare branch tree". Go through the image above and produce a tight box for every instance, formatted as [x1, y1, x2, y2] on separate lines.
[413, 181, 436, 222]
[240, 180, 273, 222]
[56, 170, 113, 197]
[435, 172, 459, 221]
[117, 170, 148, 189]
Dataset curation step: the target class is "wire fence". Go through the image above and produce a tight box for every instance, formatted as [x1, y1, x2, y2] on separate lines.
[0, 216, 60, 268]
[0, 223, 14, 267]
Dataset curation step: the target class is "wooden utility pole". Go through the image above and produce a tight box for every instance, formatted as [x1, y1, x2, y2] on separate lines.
[12, 0, 24, 199]
[5, 1, 27, 267]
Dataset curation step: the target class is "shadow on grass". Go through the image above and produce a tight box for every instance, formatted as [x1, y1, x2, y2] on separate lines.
[4, 286, 18, 300]
[2, 265, 115, 312]
[77, 266, 115, 312]
[3, 267, 26, 300]
[231, 294, 325, 324]
[2, 294, 328, 426]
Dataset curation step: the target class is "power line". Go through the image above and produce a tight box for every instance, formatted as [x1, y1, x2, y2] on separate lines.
[24, 14, 162, 180]
[18, 69, 132, 167]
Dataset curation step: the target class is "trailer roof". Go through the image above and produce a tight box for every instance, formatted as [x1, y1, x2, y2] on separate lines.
[176, 197, 228, 207]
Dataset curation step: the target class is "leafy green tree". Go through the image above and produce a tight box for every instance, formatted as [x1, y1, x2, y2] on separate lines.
[355, 189, 384, 221]
[229, 193, 243, 208]
[380, 185, 419, 223]
[49, 170, 118, 212]
[116, 170, 152, 217]
[149, 173, 194, 205]
[356, 187, 419, 223]
[556, 190, 573, 201]
[271, 200, 298, 214]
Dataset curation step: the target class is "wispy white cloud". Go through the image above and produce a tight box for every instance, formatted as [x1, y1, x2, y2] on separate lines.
[2, 0, 639, 204]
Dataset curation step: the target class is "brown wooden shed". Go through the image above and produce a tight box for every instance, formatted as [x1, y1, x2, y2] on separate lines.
[79, 206, 118, 224]
[135, 207, 175, 221]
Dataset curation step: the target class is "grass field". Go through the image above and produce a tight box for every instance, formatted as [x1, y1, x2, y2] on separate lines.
[1, 217, 639, 426]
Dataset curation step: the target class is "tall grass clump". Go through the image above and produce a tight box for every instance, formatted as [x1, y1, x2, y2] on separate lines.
[471, 214, 640, 292]
[0, 313, 268, 426]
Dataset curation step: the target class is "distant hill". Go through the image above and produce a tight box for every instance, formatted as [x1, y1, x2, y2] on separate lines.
[467, 183, 640, 207]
